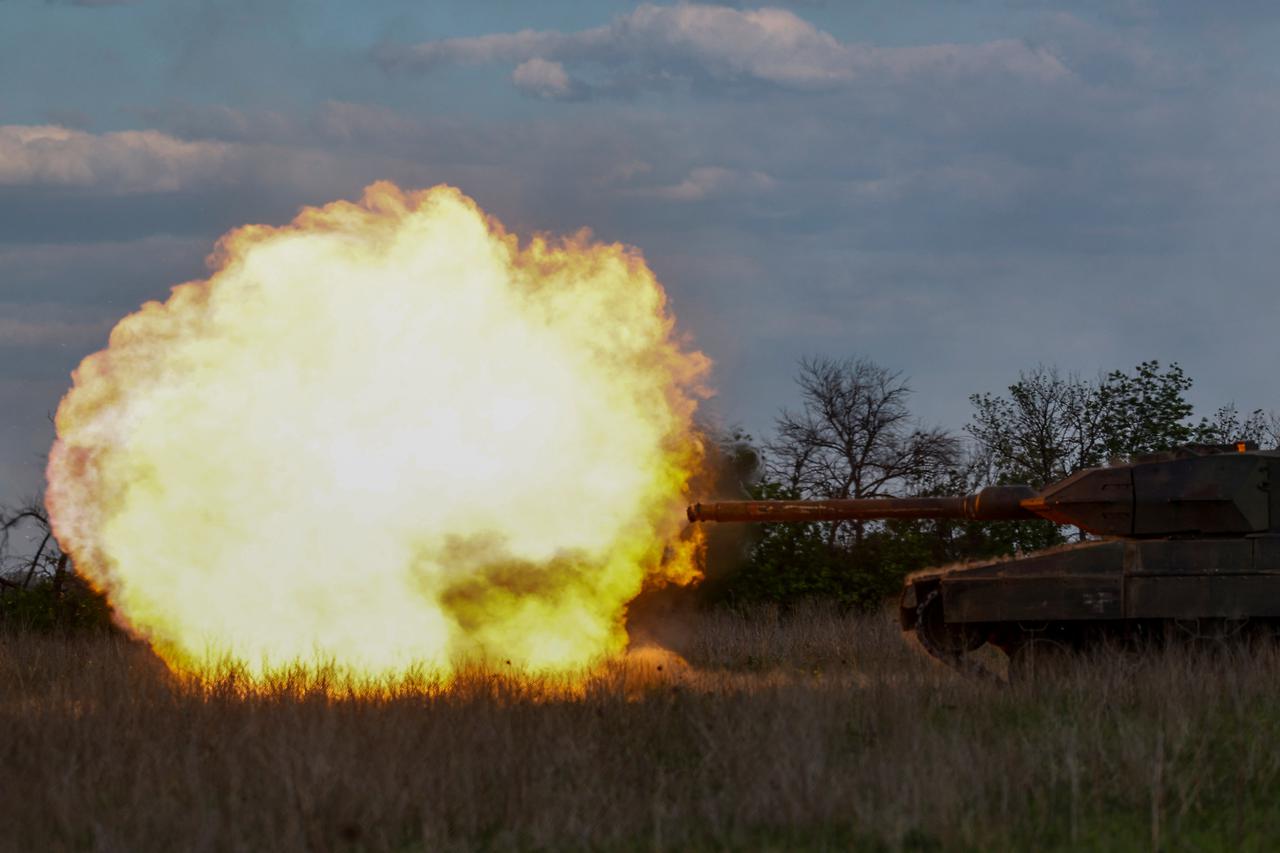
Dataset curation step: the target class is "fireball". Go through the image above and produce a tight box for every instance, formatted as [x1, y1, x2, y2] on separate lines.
[46, 182, 708, 681]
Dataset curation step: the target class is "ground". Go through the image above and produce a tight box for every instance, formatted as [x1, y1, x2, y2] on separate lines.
[3, 606, 1279, 851]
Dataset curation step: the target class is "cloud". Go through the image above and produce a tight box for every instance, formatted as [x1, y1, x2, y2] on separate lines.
[128, 103, 295, 144]
[512, 58, 575, 100]
[0, 124, 357, 201]
[378, 3, 1068, 97]
[0, 121, 410, 249]
[0, 304, 113, 347]
[639, 166, 775, 201]
[0, 125, 235, 192]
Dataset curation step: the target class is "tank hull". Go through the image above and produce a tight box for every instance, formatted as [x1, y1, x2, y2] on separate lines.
[900, 537, 1280, 677]
[901, 537, 1280, 627]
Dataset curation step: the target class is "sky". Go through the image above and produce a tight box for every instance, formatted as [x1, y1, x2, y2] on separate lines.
[3, 0, 1280, 506]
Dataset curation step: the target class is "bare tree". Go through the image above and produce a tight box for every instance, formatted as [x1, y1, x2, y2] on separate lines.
[766, 357, 958, 546]
[967, 365, 1109, 488]
[1196, 405, 1280, 448]
[0, 498, 68, 599]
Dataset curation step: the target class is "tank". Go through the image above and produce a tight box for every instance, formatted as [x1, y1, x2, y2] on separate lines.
[687, 442, 1280, 678]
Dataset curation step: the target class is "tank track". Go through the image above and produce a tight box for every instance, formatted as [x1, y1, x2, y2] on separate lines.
[913, 587, 1005, 684]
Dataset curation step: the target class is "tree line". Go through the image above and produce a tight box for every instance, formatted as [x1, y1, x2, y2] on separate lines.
[5, 356, 1276, 629]
[699, 357, 1280, 610]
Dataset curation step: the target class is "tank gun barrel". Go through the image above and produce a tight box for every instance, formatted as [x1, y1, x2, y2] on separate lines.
[688, 485, 1038, 524]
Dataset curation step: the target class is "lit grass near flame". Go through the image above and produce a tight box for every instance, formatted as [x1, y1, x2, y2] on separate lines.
[46, 183, 708, 684]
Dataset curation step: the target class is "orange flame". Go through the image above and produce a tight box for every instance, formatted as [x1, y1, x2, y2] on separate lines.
[46, 183, 708, 682]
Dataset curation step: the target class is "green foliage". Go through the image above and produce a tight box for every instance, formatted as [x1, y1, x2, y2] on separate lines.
[968, 360, 1207, 489]
[1, 573, 114, 633]
[711, 482, 1069, 612]
[713, 480, 849, 607]
[1195, 404, 1280, 446]
[968, 365, 1100, 488]
[703, 489, 938, 611]
[1096, 360, 1195, 459]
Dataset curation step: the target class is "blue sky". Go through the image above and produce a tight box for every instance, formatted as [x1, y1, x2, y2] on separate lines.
[3, 0, 1280, 504]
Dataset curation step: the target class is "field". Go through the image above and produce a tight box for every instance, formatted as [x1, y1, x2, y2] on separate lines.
[4, 607, 1280, 852]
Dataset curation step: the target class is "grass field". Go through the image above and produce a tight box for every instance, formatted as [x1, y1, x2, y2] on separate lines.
[4, 606, 1280, 852]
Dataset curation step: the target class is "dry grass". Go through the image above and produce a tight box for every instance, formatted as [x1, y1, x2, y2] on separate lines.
[4, 607, 1280, 852]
